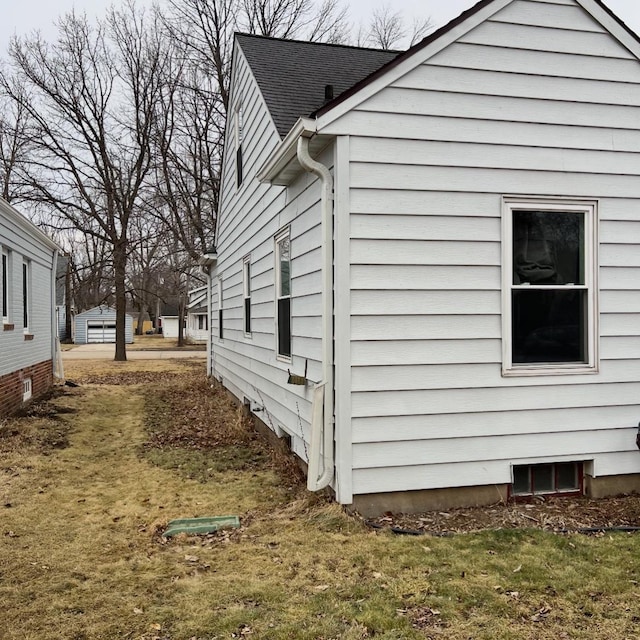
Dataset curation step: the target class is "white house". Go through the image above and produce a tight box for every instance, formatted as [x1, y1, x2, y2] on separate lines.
[205, 0, 640, 515]
[0, 198, 60, 417]
[186, 286, 208, 342]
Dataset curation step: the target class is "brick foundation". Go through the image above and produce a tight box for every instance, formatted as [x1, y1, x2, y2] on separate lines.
[0, 360, 53, 418]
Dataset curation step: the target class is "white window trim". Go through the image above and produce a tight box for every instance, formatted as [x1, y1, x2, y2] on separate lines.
[501, 196, 599, 377]
[2, 248, 9, 324]
[275, 227, 291, 363]
[243, 254, 252, 338]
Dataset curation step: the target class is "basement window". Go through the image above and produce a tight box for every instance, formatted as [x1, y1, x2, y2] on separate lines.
[22, 378, 32, 402]
[512, 462, 583, 497]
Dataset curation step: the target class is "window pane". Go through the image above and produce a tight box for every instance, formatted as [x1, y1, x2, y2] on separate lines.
[512, 289, 587, 364]
[278, 237, 290, 297]
[513, 211, 584, 285]
[2, 253, 7, 318]
[533, 464, 554, 493]
[244, 298, 251, 334]
[278, 297, 291, 357]
[512, 466, 531, 495]
[557, 463, 579, 491]
[218, 309, 223, 339]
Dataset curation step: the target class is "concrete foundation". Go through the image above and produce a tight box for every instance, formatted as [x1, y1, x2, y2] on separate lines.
[585, 473, 640, 499]
[350, 484, 510, 518]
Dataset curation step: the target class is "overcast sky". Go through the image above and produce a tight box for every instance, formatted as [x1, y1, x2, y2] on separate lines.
[2, 0, 640, 52]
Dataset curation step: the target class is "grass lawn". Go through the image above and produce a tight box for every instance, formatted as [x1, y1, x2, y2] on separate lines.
[1, 359, 640, 639]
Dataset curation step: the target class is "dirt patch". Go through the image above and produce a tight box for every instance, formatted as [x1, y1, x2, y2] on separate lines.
[0, 389, 74, 454]
[368, 494, 640, 535]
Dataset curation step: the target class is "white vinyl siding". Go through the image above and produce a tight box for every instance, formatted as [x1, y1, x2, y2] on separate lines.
[327, 0, 640, 496]
[211, 45, 324, 461]
[0, 203, 57, 378]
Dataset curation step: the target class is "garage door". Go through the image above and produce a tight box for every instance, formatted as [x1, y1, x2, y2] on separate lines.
[87, 321, 116, 343]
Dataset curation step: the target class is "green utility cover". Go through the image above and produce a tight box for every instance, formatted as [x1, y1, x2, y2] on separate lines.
[162, 515, 240, 537]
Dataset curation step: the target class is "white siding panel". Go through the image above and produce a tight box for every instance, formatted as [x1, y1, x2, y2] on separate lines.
[490, 0, 604, 32]
[351, 339, 501, 366]
[350, 239, 500, 266]
[395, 65, 640, 106]
[429, 43, 640, 82]
[461, 20, 634, 59]
[352, 405, 640, 444]
[353, 428, 634, 469]
[351, 290, 501, 315]
[211, 45, 325, 461]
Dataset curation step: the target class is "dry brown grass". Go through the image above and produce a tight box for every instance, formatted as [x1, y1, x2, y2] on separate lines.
[1, 359, 640, 639]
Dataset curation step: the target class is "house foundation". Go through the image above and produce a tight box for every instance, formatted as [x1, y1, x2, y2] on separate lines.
[0, 360, 53, 418]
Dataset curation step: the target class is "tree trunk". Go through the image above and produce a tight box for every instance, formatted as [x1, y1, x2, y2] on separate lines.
[64, 259, 72, 342]
[177, 293, 186, 347]
[114, 240, 128, 361]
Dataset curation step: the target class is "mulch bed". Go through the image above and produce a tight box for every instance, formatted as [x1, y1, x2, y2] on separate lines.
[367, 494, 640, 535]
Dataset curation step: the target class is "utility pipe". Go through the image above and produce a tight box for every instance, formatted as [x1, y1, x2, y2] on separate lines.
[297, 136, 334, 491]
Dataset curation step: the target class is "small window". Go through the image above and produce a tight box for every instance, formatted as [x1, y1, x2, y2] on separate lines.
[22, 260, 30, 332]
[2, 249, 9, 323]
[243, 255, 251, 336]
[198, 314, 208, 331]
[512, 462, 583, 497]
[22, 378, 32, 402]
[275, 229, 291, 359]
[218, 276, 224, 341]
[235, 106, 243, 188]
[503, 198, 597, 375]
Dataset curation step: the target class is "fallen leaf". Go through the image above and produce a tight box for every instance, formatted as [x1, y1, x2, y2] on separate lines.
[314, 585, 330, 591]
[133, 608, 143, 614]
[184, 555, 199, 563]
[513, 564, 522, 573]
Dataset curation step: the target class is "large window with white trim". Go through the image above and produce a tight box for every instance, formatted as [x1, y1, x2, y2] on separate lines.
[503, 197, 597, 375]
[275, 229, 291, 359]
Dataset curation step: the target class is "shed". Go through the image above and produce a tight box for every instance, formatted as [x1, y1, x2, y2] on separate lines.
[207, 0, 640, 515]
[74, 306, 133, 344]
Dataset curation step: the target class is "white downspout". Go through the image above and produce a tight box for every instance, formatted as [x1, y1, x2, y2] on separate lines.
[297, 136, 334, 491]
[204, 265, 213, 376]
[51, 249, 63, 381]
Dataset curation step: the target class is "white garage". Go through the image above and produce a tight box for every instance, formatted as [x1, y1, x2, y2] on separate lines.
[74, 306, 133, 344]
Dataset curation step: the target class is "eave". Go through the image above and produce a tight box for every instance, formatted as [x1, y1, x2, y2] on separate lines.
[257, 117, 333, 186]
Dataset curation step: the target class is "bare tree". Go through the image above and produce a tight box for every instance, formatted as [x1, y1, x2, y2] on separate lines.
[1, 4, 172, 360]
[360, 4, 433, 49]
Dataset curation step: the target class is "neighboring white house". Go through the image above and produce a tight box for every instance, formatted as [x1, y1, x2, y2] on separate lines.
[0, 198, 60, 417]
[206, 0, 640, 515]
[187, 286, 208, 342]
[74, 306, 133, 344]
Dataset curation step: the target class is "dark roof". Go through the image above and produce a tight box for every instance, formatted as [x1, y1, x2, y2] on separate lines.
[236, 34, 399, 137]
[314, 0, 640, 119]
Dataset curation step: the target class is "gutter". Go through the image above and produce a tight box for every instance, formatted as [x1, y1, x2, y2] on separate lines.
[296, 135, 334, 491]
[257, 117, 316, 184]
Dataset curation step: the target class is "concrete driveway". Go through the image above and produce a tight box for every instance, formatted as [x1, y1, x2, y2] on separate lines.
[62, 343, 206, 360]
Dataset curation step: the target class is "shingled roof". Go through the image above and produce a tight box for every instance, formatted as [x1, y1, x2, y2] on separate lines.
[236, 34, 400, 138]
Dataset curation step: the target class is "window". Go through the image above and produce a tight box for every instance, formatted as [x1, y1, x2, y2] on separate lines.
[275, 229, 291, 359]
[22, 260, 30, 332]
[502, 198, 597, 375]
[235, 106, 243, 188]
[512, 462, 583, 497]
[243, 255, 251, 336]
[218, 276, 224, 340]
[2, 249, 9, 323]
[198, 314, 208, 331]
